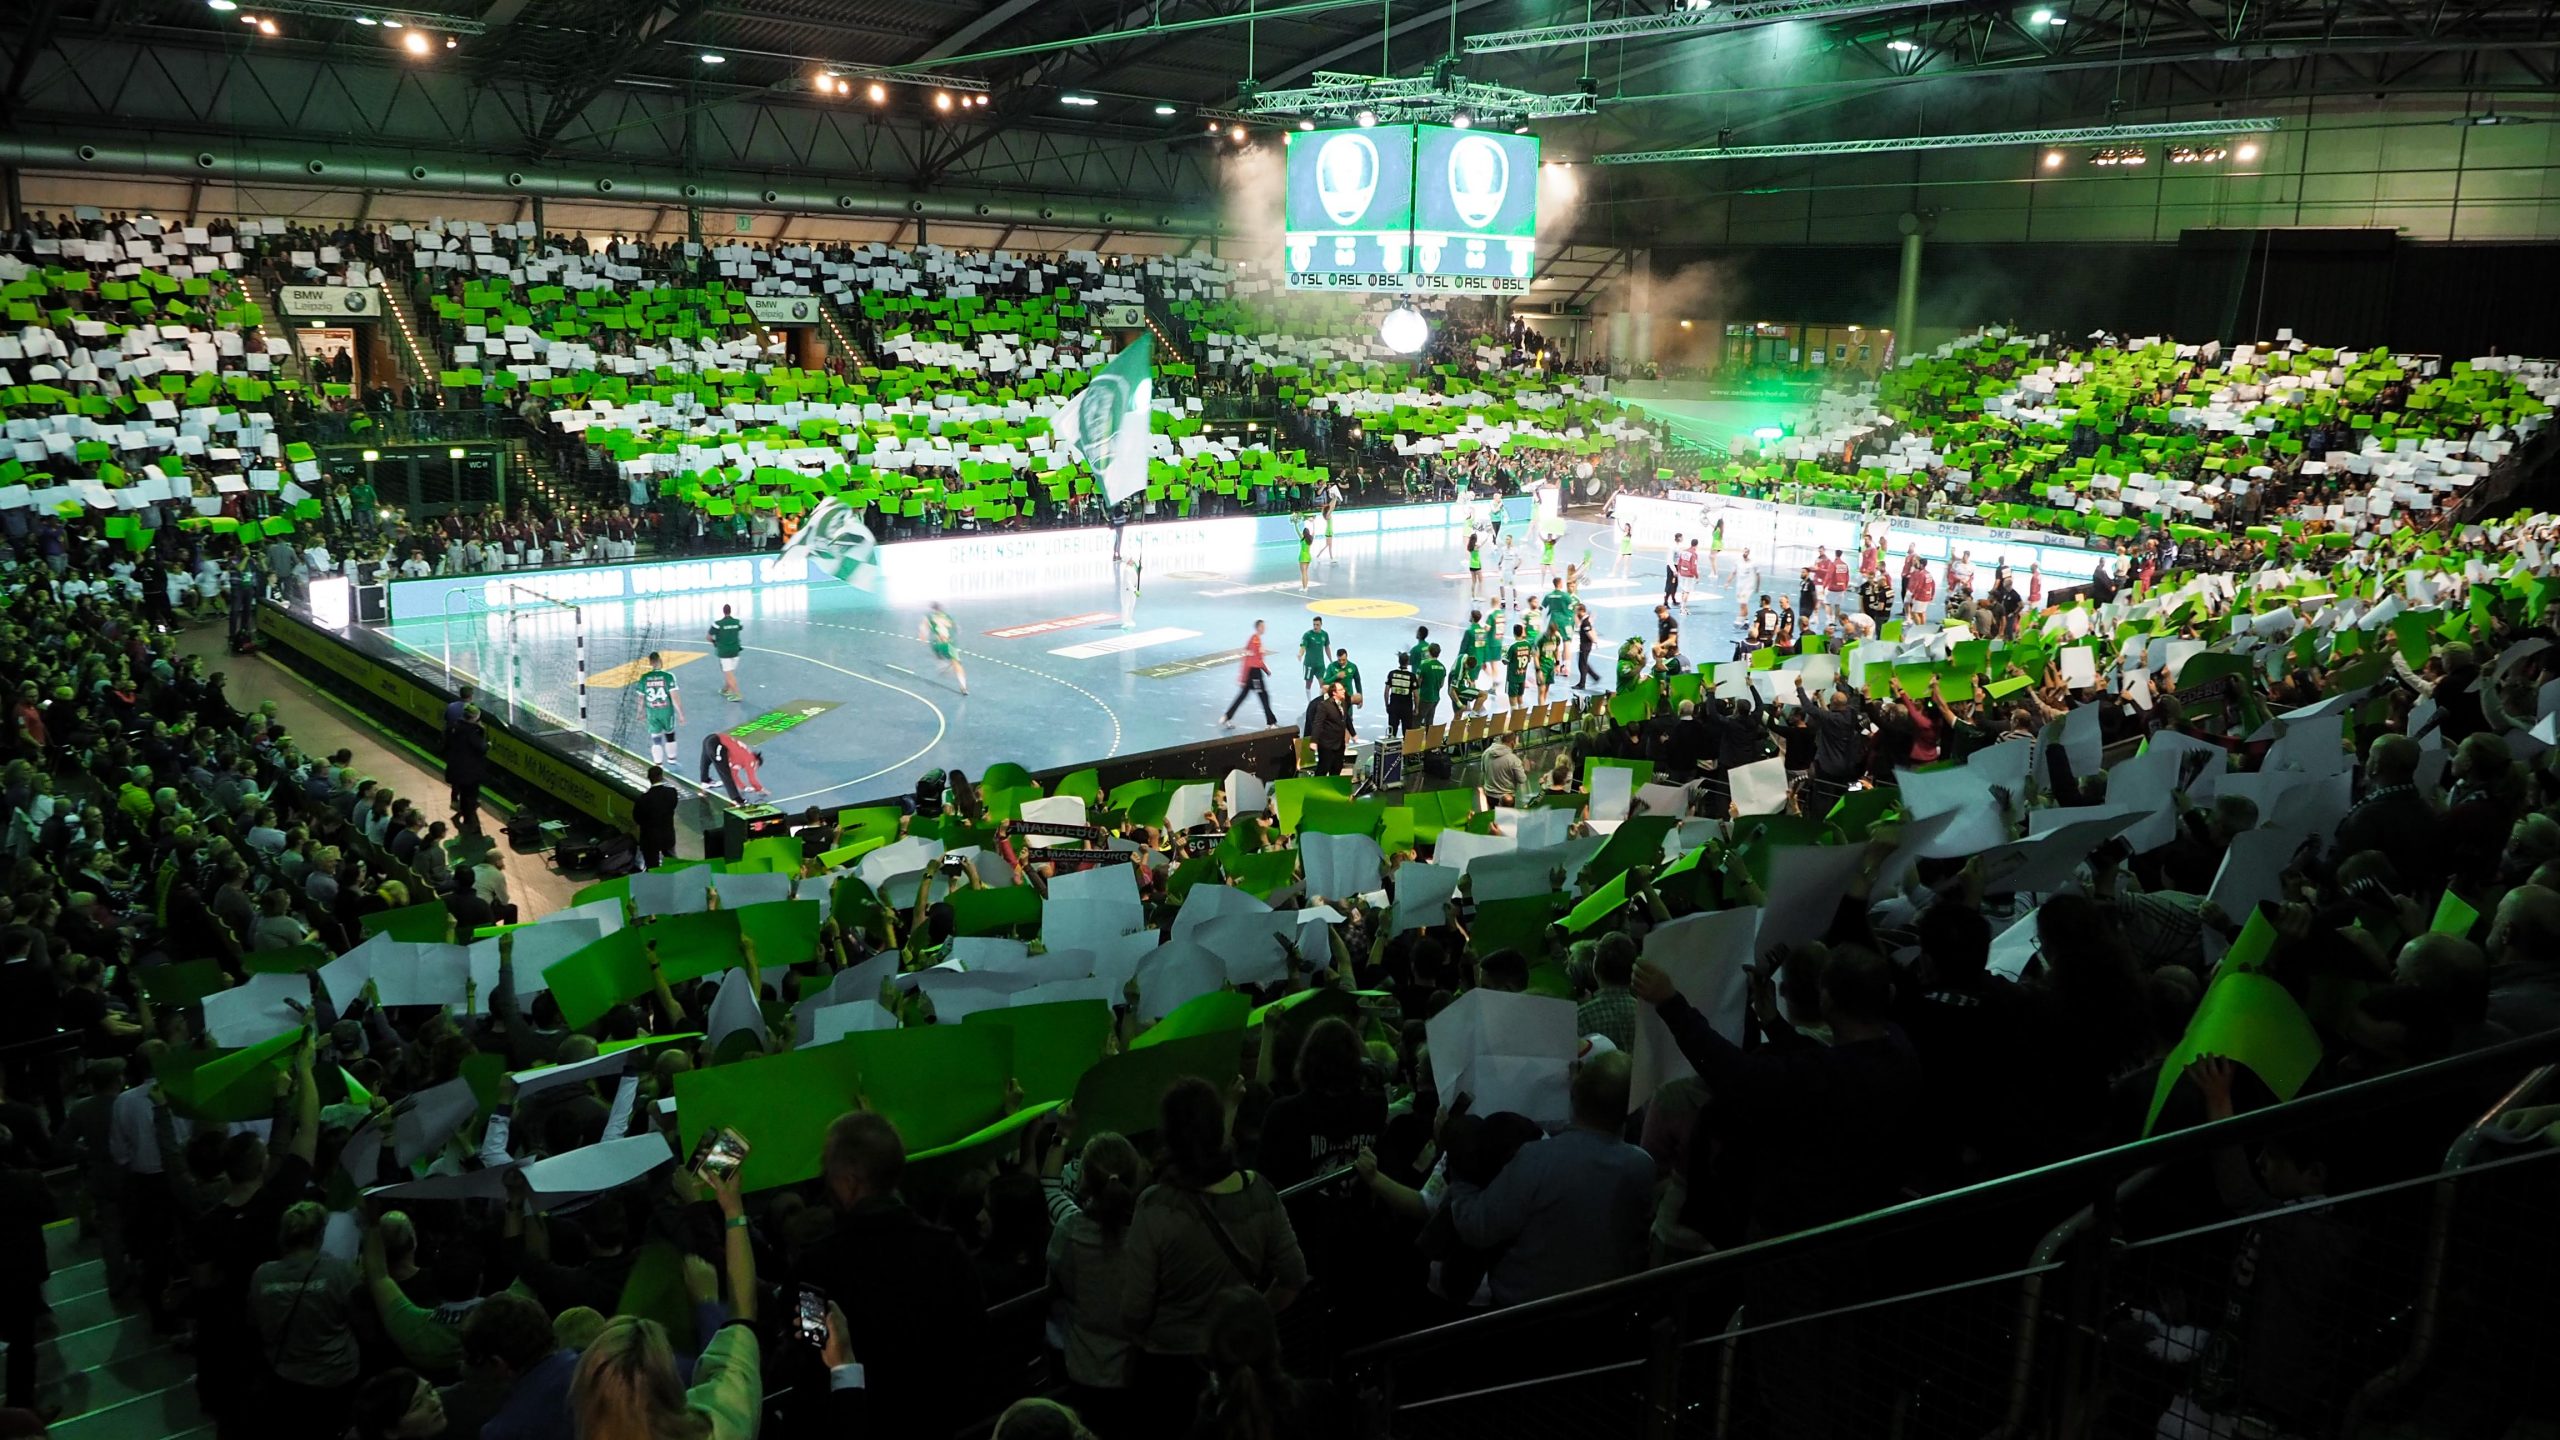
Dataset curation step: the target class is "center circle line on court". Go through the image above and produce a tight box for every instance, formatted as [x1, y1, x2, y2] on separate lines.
[734, 643, 949, 807]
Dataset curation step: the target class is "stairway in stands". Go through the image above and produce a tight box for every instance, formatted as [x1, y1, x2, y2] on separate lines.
[377, 279, 443, 400]
[1142, 291, 1193, 367]
[509, 438, 616, 514]
[34, 1221, 206, 1440]
[816, 298, 872, 367]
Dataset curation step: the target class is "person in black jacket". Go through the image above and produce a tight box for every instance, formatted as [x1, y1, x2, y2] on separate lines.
[1301, 683, 1352, 779]
[444, 704, 488, 834]
[789, 1111, 991, 1437]
[632, 765, 680, 870]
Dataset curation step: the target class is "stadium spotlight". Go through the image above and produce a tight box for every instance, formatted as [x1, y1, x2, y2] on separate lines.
[2042, 149, 2064, 168]
[257, 16, 277, 33]
[1380, 307, 1428, 353]
[1154, 103, 1177, 116]
[445, 33, 456, 45]
[869, 82, 886, 101]
[1356, 110, 1377, 127]
[1229, 124, 1247, 141]
[2236, 140, 2260, 160]
[699, 52, 724, 63]
[448, 447, 467, 459]
[1298, 119, 1314, 130]
[1453, 113, 1471, 128]
[935, 91, 953, 110]
[381, 17, 400, 25]
[1061, 94, 1100, 106]
[402, 29, 430, 54]
[2030, 8, 2051, 21]
[1514, 124, 1530, 134]
[206, 0, 237, 9]
[1887, 37, 1916, 51]
[355, 12, 375, 21]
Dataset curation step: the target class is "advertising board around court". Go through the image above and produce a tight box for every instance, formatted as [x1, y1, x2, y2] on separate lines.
[381, 499, 1531, 622]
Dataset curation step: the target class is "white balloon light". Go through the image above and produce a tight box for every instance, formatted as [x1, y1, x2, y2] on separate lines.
[1380, 307, 1429, 354]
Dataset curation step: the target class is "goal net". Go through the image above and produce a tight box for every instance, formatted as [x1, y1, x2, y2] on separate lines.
[389, 581, 590, 741]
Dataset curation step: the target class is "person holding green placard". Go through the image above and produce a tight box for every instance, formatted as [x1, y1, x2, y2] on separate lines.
[1298, 619, 1330, 695]
[707, 604, 745, 701]
[636, 652, 683, 766]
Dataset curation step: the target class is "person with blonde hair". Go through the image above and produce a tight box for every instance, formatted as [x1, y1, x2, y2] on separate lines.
[570, 1170, 763, 1440]
[992, 1396, 1099, 1439]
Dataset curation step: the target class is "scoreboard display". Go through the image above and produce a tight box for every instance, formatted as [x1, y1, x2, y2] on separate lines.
[1283, 124, 1417, 291]
[1411, 125, 1539, 290]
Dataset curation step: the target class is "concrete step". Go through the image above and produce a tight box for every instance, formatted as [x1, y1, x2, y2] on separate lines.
[26, 1222, 207, 1440]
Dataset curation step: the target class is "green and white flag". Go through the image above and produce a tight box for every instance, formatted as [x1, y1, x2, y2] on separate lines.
[1057, 332, 1154, 507]
[784, 498, 879, 589]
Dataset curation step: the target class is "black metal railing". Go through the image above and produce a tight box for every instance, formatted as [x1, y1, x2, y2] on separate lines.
[1337, 1028, 2560, 1440]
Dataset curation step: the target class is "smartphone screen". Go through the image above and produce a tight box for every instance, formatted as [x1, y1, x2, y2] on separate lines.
[688, 1126, 749, 1183]
[794, 1285, 830, 1348]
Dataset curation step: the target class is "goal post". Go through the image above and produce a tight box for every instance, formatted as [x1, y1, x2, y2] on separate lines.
[405, 581, 589, 740]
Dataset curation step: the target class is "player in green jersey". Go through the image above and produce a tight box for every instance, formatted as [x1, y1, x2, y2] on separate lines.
[1415, 643, 1448, 728]
[1541, 580, 1576, 637]
[1299, 621, 1331, 694]
[708, 604, 745, 701]
[1536, 625, 1562, 704]
[1503, 625, 1535, 708]
[921, 603, 969, 694]
[636, 651, 683, 765]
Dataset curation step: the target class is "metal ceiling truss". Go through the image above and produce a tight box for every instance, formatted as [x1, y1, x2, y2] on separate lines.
[239, 1, 490, 35]
[1238, 70, 1596, 124]
[1465, 0, 1936, 55]
[1597, 115, 2280, 164]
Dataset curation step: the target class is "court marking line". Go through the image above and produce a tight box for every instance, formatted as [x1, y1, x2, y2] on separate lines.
[730, 643, 950, 808]
[796, 619, 1125, 763]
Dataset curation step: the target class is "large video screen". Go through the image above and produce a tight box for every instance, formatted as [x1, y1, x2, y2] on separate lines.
[1283, 125, 1416, 291]
[1412, 125, 1539, 292]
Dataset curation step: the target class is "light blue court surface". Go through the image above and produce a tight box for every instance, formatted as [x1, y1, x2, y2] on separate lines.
[377, 516, 1770, 809]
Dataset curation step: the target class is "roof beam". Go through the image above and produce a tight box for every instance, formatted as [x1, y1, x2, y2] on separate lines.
[912, 0, 1060, 63]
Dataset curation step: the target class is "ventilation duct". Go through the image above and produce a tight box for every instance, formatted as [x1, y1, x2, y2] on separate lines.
[0, 138, 1208, 234]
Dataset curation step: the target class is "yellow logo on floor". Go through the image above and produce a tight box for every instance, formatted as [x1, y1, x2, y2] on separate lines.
[1308, 598, 1420, 620]
[588, 651, 711, 689]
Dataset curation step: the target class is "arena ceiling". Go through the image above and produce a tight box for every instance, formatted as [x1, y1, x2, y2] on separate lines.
[1, 0, 2553, 229]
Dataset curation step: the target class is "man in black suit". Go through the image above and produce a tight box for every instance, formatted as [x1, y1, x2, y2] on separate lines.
[788, 1112, 989, 1437]
[633, 765, 680, 869]
[1302, 680, 1353, 778]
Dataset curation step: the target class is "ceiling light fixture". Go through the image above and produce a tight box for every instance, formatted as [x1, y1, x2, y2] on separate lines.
[868, 82, 885, 101]
[1886, 37, 1916, 50]
[2235, 141, 2260, 160]
[1061, 94, 1099, 106]
[1298, 118, 1314, 130]
[401, 27, 428, 52]
[935, 91, 952, 110]
[257, 17, 278, 33]
[2042, 149, 2063, 167]
[207, 0, 238, 9]
[354, 12, 375, 21]
[1355, 109, 1377, 126]
[699, 51, 724, 63]
[1154, 103, 1177, 116]
[1452, 113, 1471, 128]
[1229, 123, 1246, 141]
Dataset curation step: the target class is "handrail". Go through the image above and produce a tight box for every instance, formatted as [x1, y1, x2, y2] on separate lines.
[1342, 1024, 2560, 1367]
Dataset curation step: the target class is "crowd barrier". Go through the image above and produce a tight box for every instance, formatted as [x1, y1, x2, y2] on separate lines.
[380, 494, 1540, 624]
